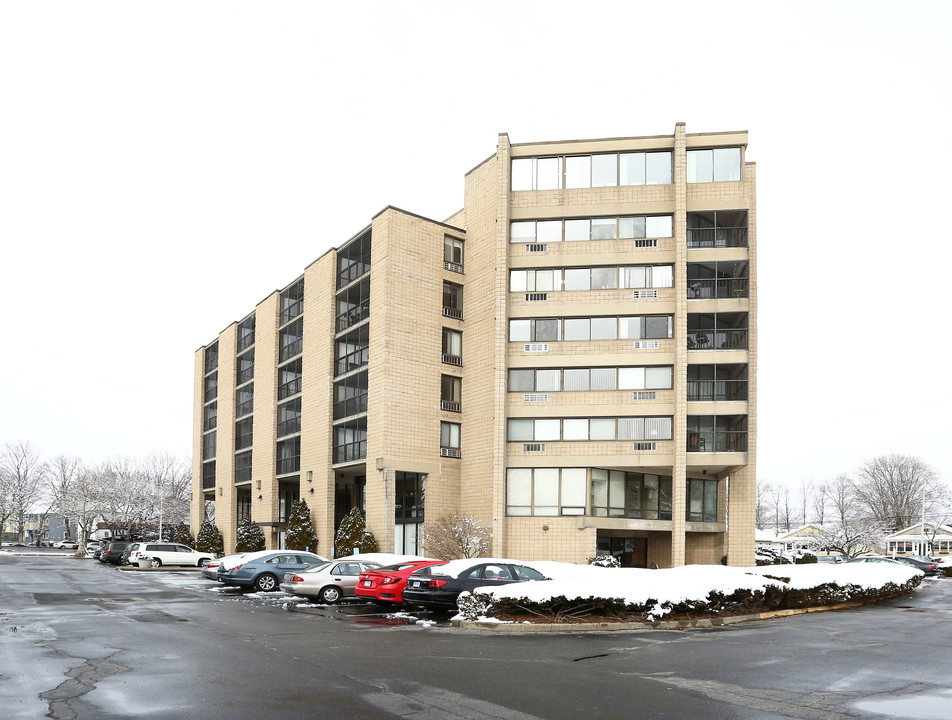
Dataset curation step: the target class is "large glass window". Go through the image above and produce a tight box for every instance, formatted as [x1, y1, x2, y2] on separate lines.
[204, 371, 218, 404]
[280, 278, 304, 325]
[591, 470, 672, 520]
[687, 148, 742, 183]
[509, 269, 560, 292]
[687, 312, 748, 350]
[277, 397, 302, 438]
[509, 319, 560, 342]
[278, 358, 302, 400]
[336, 277, 370, 332]
[510, 215, 673, 243]
[506, 467, 587, 516]
[337, 229, 372, 288]
[334, 371, 368, 419]
[395, 470, 425, 555]
[440, 421, 461, 451]
[235, 383, 254, 419]
[440, 375, 462, 410]
[235, 417, 253, 451]
[512, 152, 671, 190]
[687, 261, 749, 299]
[236, 315, 255, 352]
[687, 364, 748, 402]
[442, 281, 463, 318]
[204, 341, 219, 374]
[687, 478, 719, 522]
[333, 418, 367, 464]
[687, 210, 748, 248]
[234, 450, 252, 484]
[336, 324, 369, 374]
[276, 436, 301, 475]
[236, 348, 254, 385]
[202, 431, 216, 461]
[279, 317, 303, 362]
[203, 401, 217, 431]
[507, 417, 671, 442]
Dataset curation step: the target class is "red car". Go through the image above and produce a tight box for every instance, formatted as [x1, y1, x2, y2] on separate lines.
[355, 560, 446, 604]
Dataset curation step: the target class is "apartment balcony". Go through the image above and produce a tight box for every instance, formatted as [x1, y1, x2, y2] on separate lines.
[686, 329, 747, 350]
[686, 380, 748, 402]
[687, 278, 748, 299]
[686, 227, 748, 248]
[687, 431, 748, 453]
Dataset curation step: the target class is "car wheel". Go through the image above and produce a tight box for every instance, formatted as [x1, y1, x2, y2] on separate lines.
[254, 574, 278, 592]
[149, 558, 162, 568]
[319, 586, 342, 604]
[198, 558, 211, 567]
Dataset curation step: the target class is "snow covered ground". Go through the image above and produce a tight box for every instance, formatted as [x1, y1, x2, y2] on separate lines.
[468, 561, 923, 620]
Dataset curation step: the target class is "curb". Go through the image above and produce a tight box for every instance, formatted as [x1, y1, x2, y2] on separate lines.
[451, 596, 908, 633]
[116, 566, 203, 573]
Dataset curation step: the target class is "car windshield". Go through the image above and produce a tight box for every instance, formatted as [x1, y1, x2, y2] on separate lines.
[375, 562, 425, 573]
[303, 562, 331, 573]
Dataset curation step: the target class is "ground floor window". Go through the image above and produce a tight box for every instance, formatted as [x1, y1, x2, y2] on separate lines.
[395, 472, 425, 554]
[687, 478, 718, 522]
[591, 470, 673, 520]
[506, 468, 586, 516]
[596, 536, 647, 568]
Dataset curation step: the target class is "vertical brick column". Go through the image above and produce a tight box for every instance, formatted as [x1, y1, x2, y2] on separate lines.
[190, 351, 206, 535]
[251, 292, 279, 549]
[670, 122, 688, 567]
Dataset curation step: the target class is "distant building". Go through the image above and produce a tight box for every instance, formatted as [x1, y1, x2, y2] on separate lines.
[884, 522, 952, 556]
[192, 124, 757, 567]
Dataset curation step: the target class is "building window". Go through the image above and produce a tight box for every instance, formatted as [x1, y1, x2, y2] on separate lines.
[687, 148, 742, 183]
[508, 318, 560, 342]
[333, 371, 368, 420]
[511, 215, 673, 243]
[686, 210, 748, 248]
[687, 364, 748, 402]
[591, 470, 672, 520]
[336, 324, 369, 375]
[336, 276, 370, 332]
[337, 229, 372, 289]
[687, 415, 748, 453]
[234, 450, 252, 484]
[507, 417, 672, 442]
[276, 436, 301, 475]
[202, 431, 216, 461]
[444, 235, 464, 272]
[440, 375, 461, 412]
[235, 383, 254, 419]
[204, 341, 219, 374]
[236, 348, 255, 385]
[237, 315, 255, 352]
[687, 312, 748, 350]
[687, 478, 719, 522]
[280, 278, 304, 325]
[235, 417, 253, 451]
[204, 371, 218, 404]
[509, 316, 672, 342]
[333, 418, 366, 464]
[395, 471, 425, 555]
[203, 401, 217, 431]
[506, 467, 586, 516]
[512, 152, 672, 190]
[277, 397, 302, 438]
[202, 460, 215, 490]
[440, 422, 461, 455]
[279, 317, 303, 362]
[510, 366, 672, 392]
[278, 358, 303, 400]
[442, 281, 463, 319]
[442, 328, 462, 365]
[687, 261, 748, 299]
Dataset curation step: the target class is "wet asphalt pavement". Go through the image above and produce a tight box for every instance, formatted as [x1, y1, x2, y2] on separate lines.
[2, 551, 952, 720]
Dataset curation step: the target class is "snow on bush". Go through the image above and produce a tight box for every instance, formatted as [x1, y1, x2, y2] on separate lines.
[456, 562, 923, 623]
[588, 555, 621, 568]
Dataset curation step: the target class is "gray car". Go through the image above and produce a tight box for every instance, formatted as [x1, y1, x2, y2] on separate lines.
[220, 551, 328, 592]
[281, 558, 383, 603]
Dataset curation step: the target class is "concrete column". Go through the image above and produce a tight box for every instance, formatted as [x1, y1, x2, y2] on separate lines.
[670, 122, 688, 567]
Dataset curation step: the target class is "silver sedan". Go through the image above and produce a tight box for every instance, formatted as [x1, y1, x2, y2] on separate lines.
[281, 558, 383, 604]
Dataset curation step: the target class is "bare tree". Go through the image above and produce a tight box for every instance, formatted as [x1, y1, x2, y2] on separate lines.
[852, 455, 947, 533]
[422, 514, 493, 560]
[810, 480, 828, 526]
[142, 452, 191, 540]
[797, 478, 814, 526]
[826, 474, 858, 526]
[805, 519, 884, 559]
[48, 455, 83, 540]
[756, 481, 773, 529]
[0, 441, 48, 543]
[97, 457, 152, 539]
[58, 463, 105, 556]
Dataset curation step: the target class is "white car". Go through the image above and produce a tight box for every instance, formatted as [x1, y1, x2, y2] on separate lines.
[53, 540, 79, 549]
[132, 543, 213, 568]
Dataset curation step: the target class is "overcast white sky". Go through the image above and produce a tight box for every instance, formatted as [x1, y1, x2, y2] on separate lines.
[1, 1, 949, 490]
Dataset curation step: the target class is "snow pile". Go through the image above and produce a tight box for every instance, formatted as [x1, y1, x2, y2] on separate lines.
[461, 562, 922, 622]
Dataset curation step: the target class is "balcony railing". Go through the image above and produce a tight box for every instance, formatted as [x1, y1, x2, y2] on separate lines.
[336, 300, 370, 332]
[442, 306, 463, 320]
[687, 380, 748, 402]
[687, 227, 748, 248]
[333, 441, 366, 464]
[336, 347, 369, 375]
[276, 456, 300, 475]
[278, 377, 302, 400]
[279, 338, 303, 362]
[687, 329, 748, 350]
[333, 395, 368, 420]
[687, 431, 748, 452]
[687, 278, 749, 299]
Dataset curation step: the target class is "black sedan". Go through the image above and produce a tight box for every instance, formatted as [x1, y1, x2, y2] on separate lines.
[892, 556, 940, 576]
[402, 559, 548, 610]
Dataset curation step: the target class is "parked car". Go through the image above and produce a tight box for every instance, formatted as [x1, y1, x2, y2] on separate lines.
[122, 543, 143, 564]
[220, 551, 327, 592]
[282, 557, 384, 603]
[847, 556, 903, 565]
[402, 559, 550, 610]
[355, 560, 447, 604]
[814, 555, 843, 564]
[127, 543, 213, 568]
[202, 553, 246, 580]
[53, 540, 79, 549]
[100, 541, 133, 565]
[892, 556, 940, 576]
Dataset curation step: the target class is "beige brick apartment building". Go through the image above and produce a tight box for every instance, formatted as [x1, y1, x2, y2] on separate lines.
[191, 123, 756, 568]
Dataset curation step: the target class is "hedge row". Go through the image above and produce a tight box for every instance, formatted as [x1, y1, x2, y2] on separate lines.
[456, 574, 922, 623]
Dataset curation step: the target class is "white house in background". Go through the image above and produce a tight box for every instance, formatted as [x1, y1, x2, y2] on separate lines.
[884, 522, 952, 557]
[754, 528, 785, 553]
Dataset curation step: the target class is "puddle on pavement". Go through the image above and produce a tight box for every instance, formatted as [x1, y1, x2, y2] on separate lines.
[852, 687, 952, 719]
